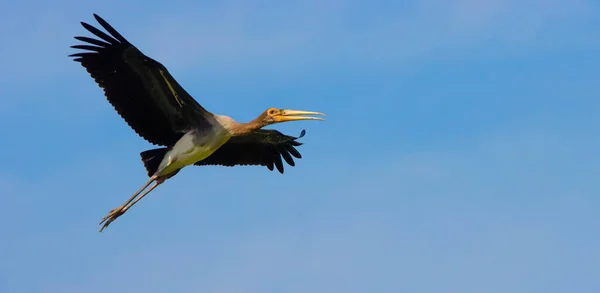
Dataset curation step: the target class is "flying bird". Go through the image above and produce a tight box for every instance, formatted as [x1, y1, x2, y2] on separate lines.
[69, 14, 325, 232]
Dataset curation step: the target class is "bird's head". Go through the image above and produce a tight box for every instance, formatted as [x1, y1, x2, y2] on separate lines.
[261, 108, 326, 125]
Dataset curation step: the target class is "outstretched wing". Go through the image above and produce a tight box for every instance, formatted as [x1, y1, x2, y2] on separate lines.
[194, 129, 307, 174]
[69, 14, 213, 146]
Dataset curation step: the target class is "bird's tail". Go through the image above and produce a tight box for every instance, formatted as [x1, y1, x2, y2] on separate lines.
[140, 147, 170, 177]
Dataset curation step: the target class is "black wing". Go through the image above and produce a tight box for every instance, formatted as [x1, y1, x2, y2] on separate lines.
[69, 14, 213, 146]
[194, 129, 307, 174]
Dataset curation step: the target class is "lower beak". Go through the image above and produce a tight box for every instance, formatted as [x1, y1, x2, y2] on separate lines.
[276, 110, 326, 122]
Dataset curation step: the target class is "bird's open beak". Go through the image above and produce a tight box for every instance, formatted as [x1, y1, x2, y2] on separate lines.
[274, 110, 326, 122]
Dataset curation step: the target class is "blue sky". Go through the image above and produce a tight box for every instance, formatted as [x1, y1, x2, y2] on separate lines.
[1, 0, 599, 292]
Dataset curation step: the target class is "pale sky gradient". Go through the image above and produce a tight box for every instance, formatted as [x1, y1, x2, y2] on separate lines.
[1, 1, 599, 292]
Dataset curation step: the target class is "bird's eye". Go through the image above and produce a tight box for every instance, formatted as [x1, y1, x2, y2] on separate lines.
[268, 109, 277, 115]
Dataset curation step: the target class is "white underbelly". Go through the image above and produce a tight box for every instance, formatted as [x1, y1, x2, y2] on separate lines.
[157, 130, 231, 176]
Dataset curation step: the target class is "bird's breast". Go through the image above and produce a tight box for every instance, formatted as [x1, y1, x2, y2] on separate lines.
[157, 129, 231, 176]
[178, 129, 230, 162]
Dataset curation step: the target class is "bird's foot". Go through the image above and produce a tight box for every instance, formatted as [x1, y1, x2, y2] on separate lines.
[98, 206, 125, 232]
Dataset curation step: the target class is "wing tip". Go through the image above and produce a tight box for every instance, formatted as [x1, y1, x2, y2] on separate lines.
[299, 129, 306, 138]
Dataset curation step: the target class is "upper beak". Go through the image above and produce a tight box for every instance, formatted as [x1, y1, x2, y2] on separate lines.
[274, 109, 326, 122]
